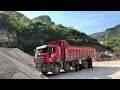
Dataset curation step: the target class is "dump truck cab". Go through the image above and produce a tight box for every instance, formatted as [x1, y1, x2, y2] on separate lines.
[34, 45, 62, 64]
[34, 45, 48, 64]
[34, 44, 62, 75]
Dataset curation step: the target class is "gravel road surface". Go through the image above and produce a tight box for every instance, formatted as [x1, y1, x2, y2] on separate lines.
[47, 61, 120, 79]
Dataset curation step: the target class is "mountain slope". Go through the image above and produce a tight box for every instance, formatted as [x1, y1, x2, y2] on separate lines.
[91, 24, 120, 42]
[90, 24, 120, 51]
[3, 11, 29, 20]
[0, 11, 104, 55]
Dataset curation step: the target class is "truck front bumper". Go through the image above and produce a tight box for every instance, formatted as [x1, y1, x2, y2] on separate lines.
[35, 63, 51, 72]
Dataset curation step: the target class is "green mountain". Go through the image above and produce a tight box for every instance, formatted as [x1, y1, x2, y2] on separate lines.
[0, 11, 104, 55]
[90, 24, 120, 51]
[33, 15, 55, 25]
[4, 11, 24, 16]
[3, 11, 29, 20]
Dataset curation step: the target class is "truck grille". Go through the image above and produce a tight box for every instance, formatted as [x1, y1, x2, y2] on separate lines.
[36, 58, 44, 64]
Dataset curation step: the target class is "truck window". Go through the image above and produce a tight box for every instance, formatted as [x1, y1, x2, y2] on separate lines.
[35, 47, 48, 56]
[50, 47, 55, 54]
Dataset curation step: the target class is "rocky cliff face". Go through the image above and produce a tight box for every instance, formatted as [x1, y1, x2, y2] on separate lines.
[33, 15, 55, 25]
[0, 27, 17, 47]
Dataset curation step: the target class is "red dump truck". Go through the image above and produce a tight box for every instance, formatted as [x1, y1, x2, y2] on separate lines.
[34, 40, 96, 75]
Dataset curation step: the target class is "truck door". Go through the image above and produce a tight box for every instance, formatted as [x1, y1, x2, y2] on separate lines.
[49, 47, 56, 62]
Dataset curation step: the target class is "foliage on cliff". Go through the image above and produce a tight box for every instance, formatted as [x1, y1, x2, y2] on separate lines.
[0, 11, 102, 55]
[90, 24, 120, 51]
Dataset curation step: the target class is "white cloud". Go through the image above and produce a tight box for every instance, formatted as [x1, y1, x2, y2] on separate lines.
[75, 11, 120, 29]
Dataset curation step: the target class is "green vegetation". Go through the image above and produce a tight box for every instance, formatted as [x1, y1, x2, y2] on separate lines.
[104, 36, 120, 51]
[90, 24, 120, 52]
[0, 11, 102, 55]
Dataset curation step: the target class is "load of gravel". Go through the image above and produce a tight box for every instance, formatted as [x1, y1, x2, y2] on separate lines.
[0, 48, 47, 79]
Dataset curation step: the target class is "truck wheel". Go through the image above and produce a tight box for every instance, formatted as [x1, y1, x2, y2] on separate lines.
[42, 72, 48, 75]
[64, 63, 70, 72]
[52, 64, 60, 75]
[35, 65, 41, 71]
[83, 61, 88, 69]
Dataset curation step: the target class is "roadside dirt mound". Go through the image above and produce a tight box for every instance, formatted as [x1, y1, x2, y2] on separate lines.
[0, 48, 47, 79]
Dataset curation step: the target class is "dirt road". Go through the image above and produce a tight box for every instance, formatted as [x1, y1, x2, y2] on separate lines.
[47, 61, 120, 79]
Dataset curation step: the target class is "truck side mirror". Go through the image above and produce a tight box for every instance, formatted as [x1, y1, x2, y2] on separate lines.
[34, 49, 36, 52]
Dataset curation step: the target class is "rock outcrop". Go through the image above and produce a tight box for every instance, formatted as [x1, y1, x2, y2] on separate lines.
[0, 27, 17, 47]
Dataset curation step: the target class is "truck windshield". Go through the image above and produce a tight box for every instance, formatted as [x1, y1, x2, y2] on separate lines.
[35, 48, 48, 56]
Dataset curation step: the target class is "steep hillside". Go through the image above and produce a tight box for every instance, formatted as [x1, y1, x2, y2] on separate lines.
[90, 24, 120, 51]
[0, 11, 104, 55]
[90, 24, 120, 43]
[104, 36, 120, 51]
[90, 32, 104, 43]
[3, 11, 29, 20]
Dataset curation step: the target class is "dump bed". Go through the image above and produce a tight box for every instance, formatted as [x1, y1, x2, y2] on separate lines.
[65, 45, 96, 61]
[48, 40, 96, 61]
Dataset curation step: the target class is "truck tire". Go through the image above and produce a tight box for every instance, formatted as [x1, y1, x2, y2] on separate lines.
[52, 64, 60, 75]
[82, 61, 88, 69]
[42, 72, 48, 75]
[64, 63, 70, 72]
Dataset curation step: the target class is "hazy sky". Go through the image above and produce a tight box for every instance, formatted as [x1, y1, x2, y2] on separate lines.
[18, 11, 120, 35]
